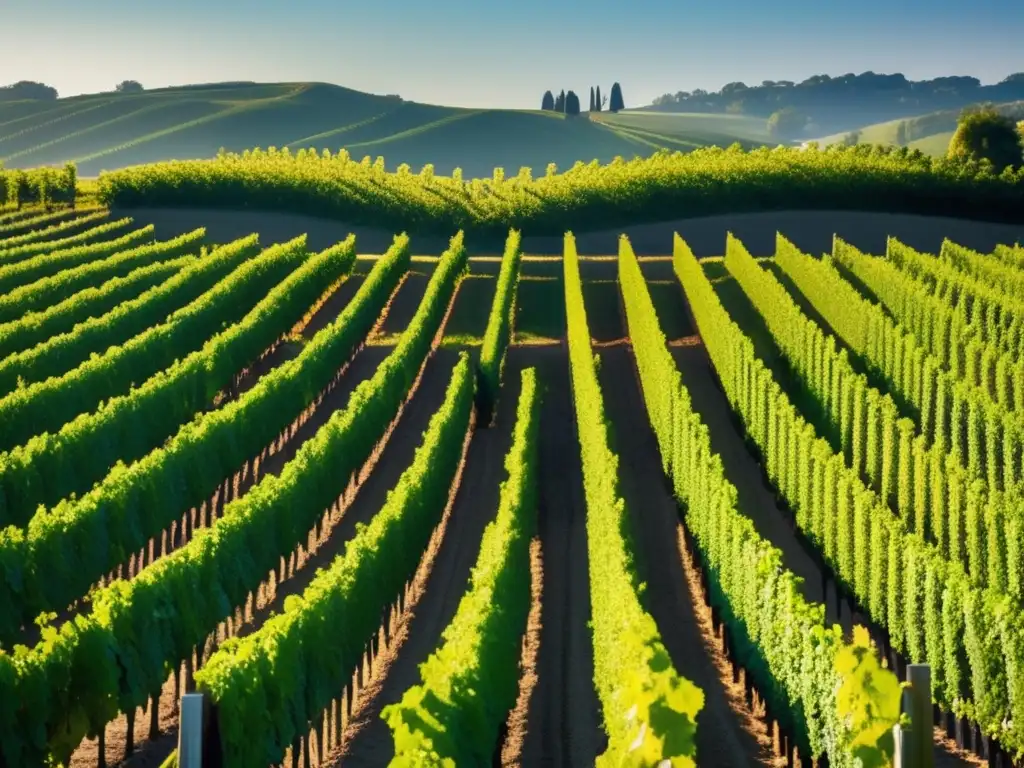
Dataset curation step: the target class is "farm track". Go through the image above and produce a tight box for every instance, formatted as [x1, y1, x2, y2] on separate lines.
[17, 271, 369, 648]
[68, 268, 425, 768]
[328, 352, 521, 766]
[597, 345, 774, 767]
[517, 344, 604, 768]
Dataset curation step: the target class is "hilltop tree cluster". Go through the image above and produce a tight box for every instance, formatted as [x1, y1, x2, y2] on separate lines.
[648, 71, 1024, 135]
[542, 83, 624, 115]
[0, 81, 58, 101]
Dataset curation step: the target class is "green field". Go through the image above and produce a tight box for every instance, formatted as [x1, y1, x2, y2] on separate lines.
[0, 142, 1023, 768]
[0, 82, 781, 177]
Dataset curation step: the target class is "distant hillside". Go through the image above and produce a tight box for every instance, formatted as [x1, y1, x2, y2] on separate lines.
[811, 101, 1024, 157]
[0, 82, 776, 177]
[645, 71, 1024, 137]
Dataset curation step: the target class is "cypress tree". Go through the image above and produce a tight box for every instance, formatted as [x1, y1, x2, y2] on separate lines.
[609, 81, 625, 112]
[596, 85, 603, 112]
[565, 90, 581, 116]
[555, 89, 566, 112]
[541, 90, 555, 111]
[589, 86, 595, 111]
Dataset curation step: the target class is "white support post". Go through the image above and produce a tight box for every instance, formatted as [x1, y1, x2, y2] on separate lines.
[178, 693, 206, 768]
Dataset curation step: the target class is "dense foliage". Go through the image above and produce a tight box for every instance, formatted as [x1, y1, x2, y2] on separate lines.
[0, 253, 190, 361]
[0, 225, 155, 296]
[564, 232, 703, 765]
[0, 236, 358, 637]
[384, 366, 539, 764]
[477, 229, 522, 424]
[0, 231, 462, 767]
[0, 235, 252, 395]
[198, 353, 475, 766]
[679, 233, 1024, 757]
[948, 105, 1024, 172]
[622, 235, 898, 765]
[95, 144, 1024, 236]
[0, 236, 298, 452]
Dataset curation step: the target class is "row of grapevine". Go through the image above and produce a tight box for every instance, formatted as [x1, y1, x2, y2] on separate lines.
[0, 253, 191, 361]
[0, 237, 258, 394]
[0, 163, 76, 207]
[0, 211, 121, 258]
[0, 224, 154, 295]
[0, 206, 91, 238]
[676, 234, 1024, 757]
[832, 238, 1023, 415]
[564, 232, 703, 765]
[0, 235, 389, 532]
[0, 227, 205, 324]
[726, 235, 1024, 600]
[0, 235, 287, 452]
[95, 141, 1024, 235]
[619, 235, 899, 766]
[940, 238, 1024, 303]
[0, 232, 462, 767]
[0, 209, 109, 249]
[476, 228, 522, 424]
[886, 237, 1024, 361]
[994, 243, 1024, 271]
[197, 353, 476, 766]
[777, 235, 1024, 493]
[0, 237, 361, 634]
[384, 366, 540, 764]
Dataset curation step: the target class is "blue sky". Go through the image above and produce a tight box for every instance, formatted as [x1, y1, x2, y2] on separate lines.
[8, 0, 1023, 107]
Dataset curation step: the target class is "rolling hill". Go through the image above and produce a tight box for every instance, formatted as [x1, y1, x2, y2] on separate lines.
[811, 100, 1024, 157]
[0, 82, 780, 177]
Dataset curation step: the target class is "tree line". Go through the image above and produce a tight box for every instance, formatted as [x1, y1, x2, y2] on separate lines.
[541, 83, 624, 115]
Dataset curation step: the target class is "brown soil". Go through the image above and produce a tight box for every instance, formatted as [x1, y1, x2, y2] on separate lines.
[500, 536, 544, 767]
[329, 354, 525, 766]
[516, 344, 604, 768]
[441, 273, 496, 340]
[597, 345, 774, 767]
[377, 270, 433, 337]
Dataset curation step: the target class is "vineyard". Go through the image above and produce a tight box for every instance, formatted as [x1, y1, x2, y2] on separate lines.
[1, 198, 1024, 768]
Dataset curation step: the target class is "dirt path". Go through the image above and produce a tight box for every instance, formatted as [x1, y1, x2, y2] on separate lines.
[598, 345, 774, 767]
[330, 354, 524, 766]
[378, 270, 433, 336]
[516, 344, 604, 768]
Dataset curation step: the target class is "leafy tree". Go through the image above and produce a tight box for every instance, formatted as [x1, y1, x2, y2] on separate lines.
[0, 81, 58, 101]
[116, 80, 144, 93]
[590, 86, 595, 112]
[596, 85, 604, 112]
[609, 82, 624, 112]
[766, 107, 807, 139]
[1000, 73, 1024, 85]
[841, 129, 862, 146]
[541, 90, 555, 111]
[947, 104, 1024, 171]
[565, 90, 581, 116]
[555, 90, 566, 113]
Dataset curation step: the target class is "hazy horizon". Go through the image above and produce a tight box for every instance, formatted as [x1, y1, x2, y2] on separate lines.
[7, 0, 1023, 108]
